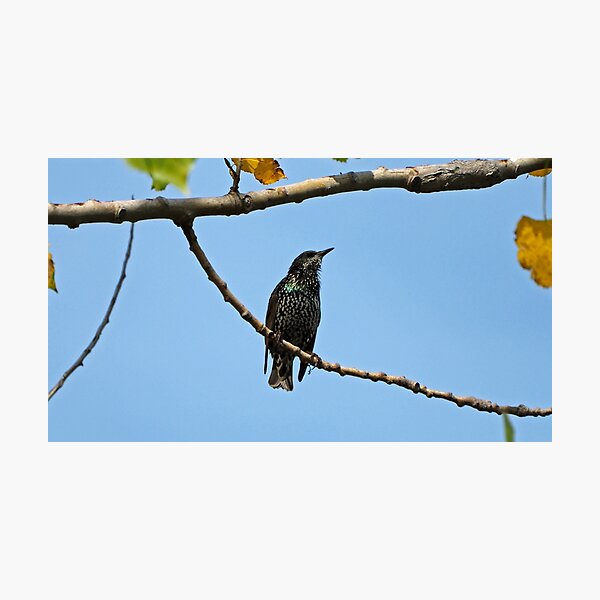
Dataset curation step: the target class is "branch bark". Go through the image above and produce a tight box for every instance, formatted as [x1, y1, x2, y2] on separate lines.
[49, 158, 552, 228]
[48, 223, 135, 401]
[180, 222, 551, 418]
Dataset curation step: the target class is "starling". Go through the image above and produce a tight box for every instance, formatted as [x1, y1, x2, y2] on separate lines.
[264, 248, 334, 391]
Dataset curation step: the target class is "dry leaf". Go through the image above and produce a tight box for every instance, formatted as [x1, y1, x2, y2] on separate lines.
[529, 168, 552, 177]
[48, 249, 57, 292]
[232, 158, 286, 185]
[515, 216, 552, 288]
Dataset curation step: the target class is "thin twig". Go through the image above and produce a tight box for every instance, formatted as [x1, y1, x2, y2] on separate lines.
[224, 158, 243, 193]
[48, 223, 135, 402]
[180, 222, 551, 418]
[231, 160, 242, 192]
[223, 158, 235, 178]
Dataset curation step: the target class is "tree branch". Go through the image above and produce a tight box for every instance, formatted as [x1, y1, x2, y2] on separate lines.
[48, 223, 135, 402]
[49, 158, 552, 228]
[180, 222, 551, 418]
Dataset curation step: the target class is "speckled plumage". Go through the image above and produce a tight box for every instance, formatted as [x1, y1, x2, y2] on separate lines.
[264, 248, 334, 391]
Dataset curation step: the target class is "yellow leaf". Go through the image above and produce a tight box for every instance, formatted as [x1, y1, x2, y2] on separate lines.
[529, 168, 552, 177]
[48, 249, 58, 292]
[515, 216, 552, 288]
[231, 158, 286, 185]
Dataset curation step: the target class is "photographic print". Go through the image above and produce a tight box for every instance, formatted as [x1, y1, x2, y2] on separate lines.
[48, 158, 552, 441]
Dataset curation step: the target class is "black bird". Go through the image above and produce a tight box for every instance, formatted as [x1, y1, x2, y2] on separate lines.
[264, 248, 334, 391]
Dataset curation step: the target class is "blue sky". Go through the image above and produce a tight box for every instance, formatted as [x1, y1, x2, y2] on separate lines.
[48, 158, 552, 441]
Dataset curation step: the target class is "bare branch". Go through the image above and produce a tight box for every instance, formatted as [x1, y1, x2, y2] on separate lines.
[180, 222, 551, 418]
[49, 158, 552, 228]
[48, 223, 135, 402]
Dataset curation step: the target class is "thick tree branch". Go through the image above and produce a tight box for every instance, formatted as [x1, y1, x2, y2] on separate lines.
[49, 158, 552, 228]
[48, 223, 135, 402]
[180, 222, 551, 418]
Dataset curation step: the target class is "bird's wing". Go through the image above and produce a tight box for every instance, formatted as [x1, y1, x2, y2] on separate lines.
[264, 285, 280, 374]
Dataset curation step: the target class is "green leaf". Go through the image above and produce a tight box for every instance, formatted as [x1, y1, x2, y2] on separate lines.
[502, 414, 515, 442]
[125, 158, 196, 194]
[332, 158, 348, 163]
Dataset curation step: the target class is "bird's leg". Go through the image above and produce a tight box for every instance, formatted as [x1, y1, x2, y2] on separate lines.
[271, 330, 283, 351]
[309, 351, 324, 369]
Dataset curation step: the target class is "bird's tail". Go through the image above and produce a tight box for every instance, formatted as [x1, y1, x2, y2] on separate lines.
[268, 353, 294, 391]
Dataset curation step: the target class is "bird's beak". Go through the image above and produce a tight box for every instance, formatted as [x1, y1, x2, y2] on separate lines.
[318, 247, 334, 257]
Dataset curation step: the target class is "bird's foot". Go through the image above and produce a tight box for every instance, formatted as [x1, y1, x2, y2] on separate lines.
[309, 352, 324, 369]
[271, 330, 283, 349]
